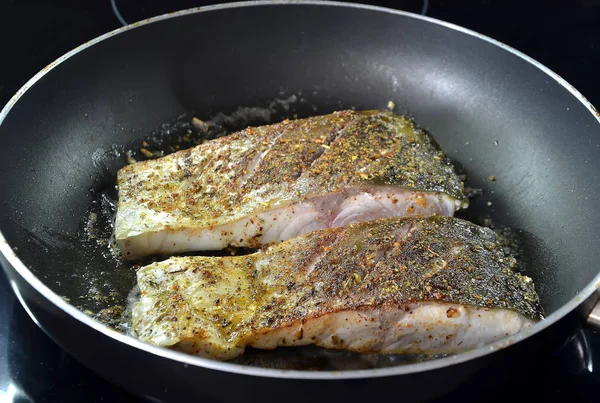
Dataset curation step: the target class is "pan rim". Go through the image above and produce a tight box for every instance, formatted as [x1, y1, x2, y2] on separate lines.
[1, 0, 599, 380]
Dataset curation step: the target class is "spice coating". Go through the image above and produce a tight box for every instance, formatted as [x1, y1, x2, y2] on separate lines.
[114, 110, 467, 259]
[131, 216, 542, 360]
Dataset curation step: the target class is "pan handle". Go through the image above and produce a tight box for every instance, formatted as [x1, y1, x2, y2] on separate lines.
[587, 299, 600, 330]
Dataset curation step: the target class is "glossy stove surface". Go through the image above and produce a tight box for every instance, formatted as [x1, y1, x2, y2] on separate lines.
[1, 1, 599, 402]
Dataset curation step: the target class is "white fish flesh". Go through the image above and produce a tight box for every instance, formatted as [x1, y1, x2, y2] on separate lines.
[114, 110, 467, 260]
[131, 216, 543, 360]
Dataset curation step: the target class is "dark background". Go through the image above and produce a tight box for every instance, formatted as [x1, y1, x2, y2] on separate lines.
[0, 1, 598, 402]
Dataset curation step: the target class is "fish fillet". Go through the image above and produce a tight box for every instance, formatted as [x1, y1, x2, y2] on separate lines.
[115, 110, 467, 260]
[131, 216, 543, 360]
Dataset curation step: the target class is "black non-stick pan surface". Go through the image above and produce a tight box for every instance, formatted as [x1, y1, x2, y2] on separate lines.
[0, 1, 599, 402]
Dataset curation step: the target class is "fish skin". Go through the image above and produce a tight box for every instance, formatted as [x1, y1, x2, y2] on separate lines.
[114, 110, 467, 260]
[131, 216, 542, 360]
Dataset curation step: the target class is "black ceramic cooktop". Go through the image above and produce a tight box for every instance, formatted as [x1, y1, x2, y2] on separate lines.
[1, 1, 599, 402]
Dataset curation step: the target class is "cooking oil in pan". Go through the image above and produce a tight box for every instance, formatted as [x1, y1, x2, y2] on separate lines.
[74, 95, 550, 370]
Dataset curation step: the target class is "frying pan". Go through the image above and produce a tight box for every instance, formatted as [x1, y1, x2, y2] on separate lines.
[1, 1, 599, 402]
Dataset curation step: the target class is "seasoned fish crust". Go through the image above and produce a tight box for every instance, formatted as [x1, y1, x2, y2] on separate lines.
[131, 216, 542, 360]
[115, 110, 467, 259]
